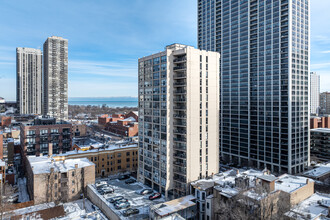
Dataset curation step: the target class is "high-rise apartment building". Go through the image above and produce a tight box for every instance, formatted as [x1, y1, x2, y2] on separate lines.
[138, 44, 220, 198]
[43, 36, 68, 120]
[320, 92, 330, 115]
[310, 72, 320, 114]
[16, 47, 43, 115]
[198, 0, 310, 174]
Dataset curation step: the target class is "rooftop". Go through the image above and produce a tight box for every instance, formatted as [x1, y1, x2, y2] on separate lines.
[153, 195, 196, 217]
[311, 128, 330, 133]
[285, 193, 330, 220]
[275, 174, 313, 193]
[28, 156, 94, 175]
[303, 163, 330, 178]
[90, 177, 165, 220]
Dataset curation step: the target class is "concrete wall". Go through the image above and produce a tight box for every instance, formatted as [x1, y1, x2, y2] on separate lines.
[86, 185, 121, 220]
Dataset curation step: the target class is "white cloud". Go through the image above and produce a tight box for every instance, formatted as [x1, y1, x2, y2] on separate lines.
[69, 59, 137, 78]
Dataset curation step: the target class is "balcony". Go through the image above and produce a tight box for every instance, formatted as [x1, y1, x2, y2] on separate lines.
[173, 57, 186, 63]
[173, 105, 186, 110]
[174, 73, 186, 79]
[174, 81, 186, 87]
[173, 65, 186, 71]
[174, 160, 186, 167]
[174, 120, 186, 127]
[173, 166, 186, 175]
[173, 137, 186, 142]
[174, 143, 186, 151]
[173, 129, 186, 135]
[173, 113, 186, 118]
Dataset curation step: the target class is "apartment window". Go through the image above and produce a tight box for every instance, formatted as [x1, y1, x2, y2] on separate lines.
[107, 168, 109, 172]
[126, 158, 130, 162]
[91, 157, 93, 162]
[207, 202, 209, 209]
[55, 183, 57, 188]
[94, 157, 97, 161]
[118, 166, 121, 170]
[72, 189, 75, 194]
[126, 152, 130, 156]
[72, 171, 75, 177]
[126, 164, 130, 168]
[55, 174, 57, 180]
[55, 192, 57, 197]
[72, 180, 75, 185]
[118, 159, 121, 163]
[117, 153, 121, 158]
[107, 161, 109, 165]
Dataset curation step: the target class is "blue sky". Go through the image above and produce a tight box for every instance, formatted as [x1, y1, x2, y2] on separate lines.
[0, 0, 329, 101]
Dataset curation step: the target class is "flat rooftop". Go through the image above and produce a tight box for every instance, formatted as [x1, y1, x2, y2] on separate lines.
[285, 193, 330, 219]
[28, 156, 94, 175]
[275, 174, 313, 193]
[304, 163, 330, 178]
[154, 195, 196, 217]
[311, 128, 330, 133]
[90, 177, 165, 220]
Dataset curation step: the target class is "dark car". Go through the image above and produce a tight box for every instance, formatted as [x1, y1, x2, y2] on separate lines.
[125, 178, 136, 184]
[108, 196, 124, 203]
[114, 201, 130, 210]
[118, 174, 130, 180]
[149, 192, 161, 200]
[122, 208, 140, 217]
[139, 189, 153, 195]
[114, 198, 128, 205]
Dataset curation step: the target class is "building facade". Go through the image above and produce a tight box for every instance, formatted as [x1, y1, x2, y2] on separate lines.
[138, 44, 220, 198]
[105, 117, 138, 137]
[320, 92, 330, 115]
[43, 36, 68, 120]
[310, 116, 330, 129]
[54, 145, 138, 177]
[26, 156, 95, 204]
[310, 128, 330, 162]
[16, 47, 43, 115]
[20, 117, 72, 158]
[310, 72, 320, 114]
[198, 0, 310, 174]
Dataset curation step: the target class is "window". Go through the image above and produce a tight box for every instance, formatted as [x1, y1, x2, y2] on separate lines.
[118, 166, 121, 170]
[55, 174, 57, 180]
[126, 164, 130, 168]
[117, 153, 121, 158]
[72, 171, 75, 177]
[126, 158, 130, 162]
[72, 189, 75, 194]
[72, 180, 75, 185]
[94, 157, 97, 161]
[207, 202, 209, 209]
[126, 152, 130, 156]
[118, 159, 121, 163]
[55, 183, 57, 188]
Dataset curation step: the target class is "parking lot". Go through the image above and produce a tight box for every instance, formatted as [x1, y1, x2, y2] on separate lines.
[92, 177, 165, 219]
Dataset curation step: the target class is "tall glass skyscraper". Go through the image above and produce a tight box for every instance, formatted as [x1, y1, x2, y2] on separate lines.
[198, 0, 310, 174]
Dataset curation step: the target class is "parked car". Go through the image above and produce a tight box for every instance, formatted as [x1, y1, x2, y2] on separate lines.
[122, 208, 140, 217]
[95, 181, 107, 188]
[102, 187, 114, 195]
[125, 178, 136, 184]
[108, 196, 124, 203]
[114, 201, 130, 210]
[139, 189, 153, 195]
[118, 174, 130, 180]
[114, 198, 128, 204]
[149, 192, 161, 200]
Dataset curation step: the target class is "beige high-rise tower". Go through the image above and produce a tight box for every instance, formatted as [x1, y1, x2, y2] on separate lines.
[16, 47, 43, 115]
[138, 44, 220, 199]
[43, 36, 68, 120]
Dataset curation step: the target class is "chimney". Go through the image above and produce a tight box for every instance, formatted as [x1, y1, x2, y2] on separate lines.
[49, 143, 53, 156]
[75, 164, 78, 169]
[306, 179, 309, 184]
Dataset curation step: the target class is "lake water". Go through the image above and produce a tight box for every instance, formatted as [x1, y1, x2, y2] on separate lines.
[69, 101, 138, 107]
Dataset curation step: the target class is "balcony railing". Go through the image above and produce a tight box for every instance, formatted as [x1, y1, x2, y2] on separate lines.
[173, 66, 186, 71]
[173, 57, 186, 63]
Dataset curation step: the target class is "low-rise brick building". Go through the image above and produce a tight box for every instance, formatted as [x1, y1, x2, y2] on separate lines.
[26, 156, 95, 204]
[105, 117, 138, 137]
[0, 116, 11, 128]
[310, 128, 330, 162]
[53, 144, 138, 177]
[310, 116, 330, 129]
[20, 117, 72, 158]
[98, 114, 124, 126]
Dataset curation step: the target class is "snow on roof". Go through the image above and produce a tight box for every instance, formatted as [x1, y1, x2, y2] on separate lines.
[285, 193, 330, 220]
[121, 117, 136, 122]
[303, 163, 330, 178]
[275, 174, 313, 193]
[0, 159, 5, 167]
[258, 175, 278, 182]
[311, 128, 330, 133]
[28, 156, 94, 175]
[191, 168, 268, 191]
[155, 195, 196, 217]
[132, 111, 139, 116]
[56, 144, 137, 157]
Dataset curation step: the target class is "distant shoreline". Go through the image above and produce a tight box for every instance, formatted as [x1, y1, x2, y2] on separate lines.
[69, 100, 138, 107]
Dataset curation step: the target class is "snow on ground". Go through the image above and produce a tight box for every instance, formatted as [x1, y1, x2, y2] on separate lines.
[18, 177, 30, 203]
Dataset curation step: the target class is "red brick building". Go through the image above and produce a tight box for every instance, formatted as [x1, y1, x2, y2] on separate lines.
[0, 131, 3, 160]
[0, 116, 11, 128]
[105, 117, 138, 137]
[20, 117, 72, 158]
[125, 111, 139, 122]
[98, 114, 124, 126]
[310, 116, 330, 129]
